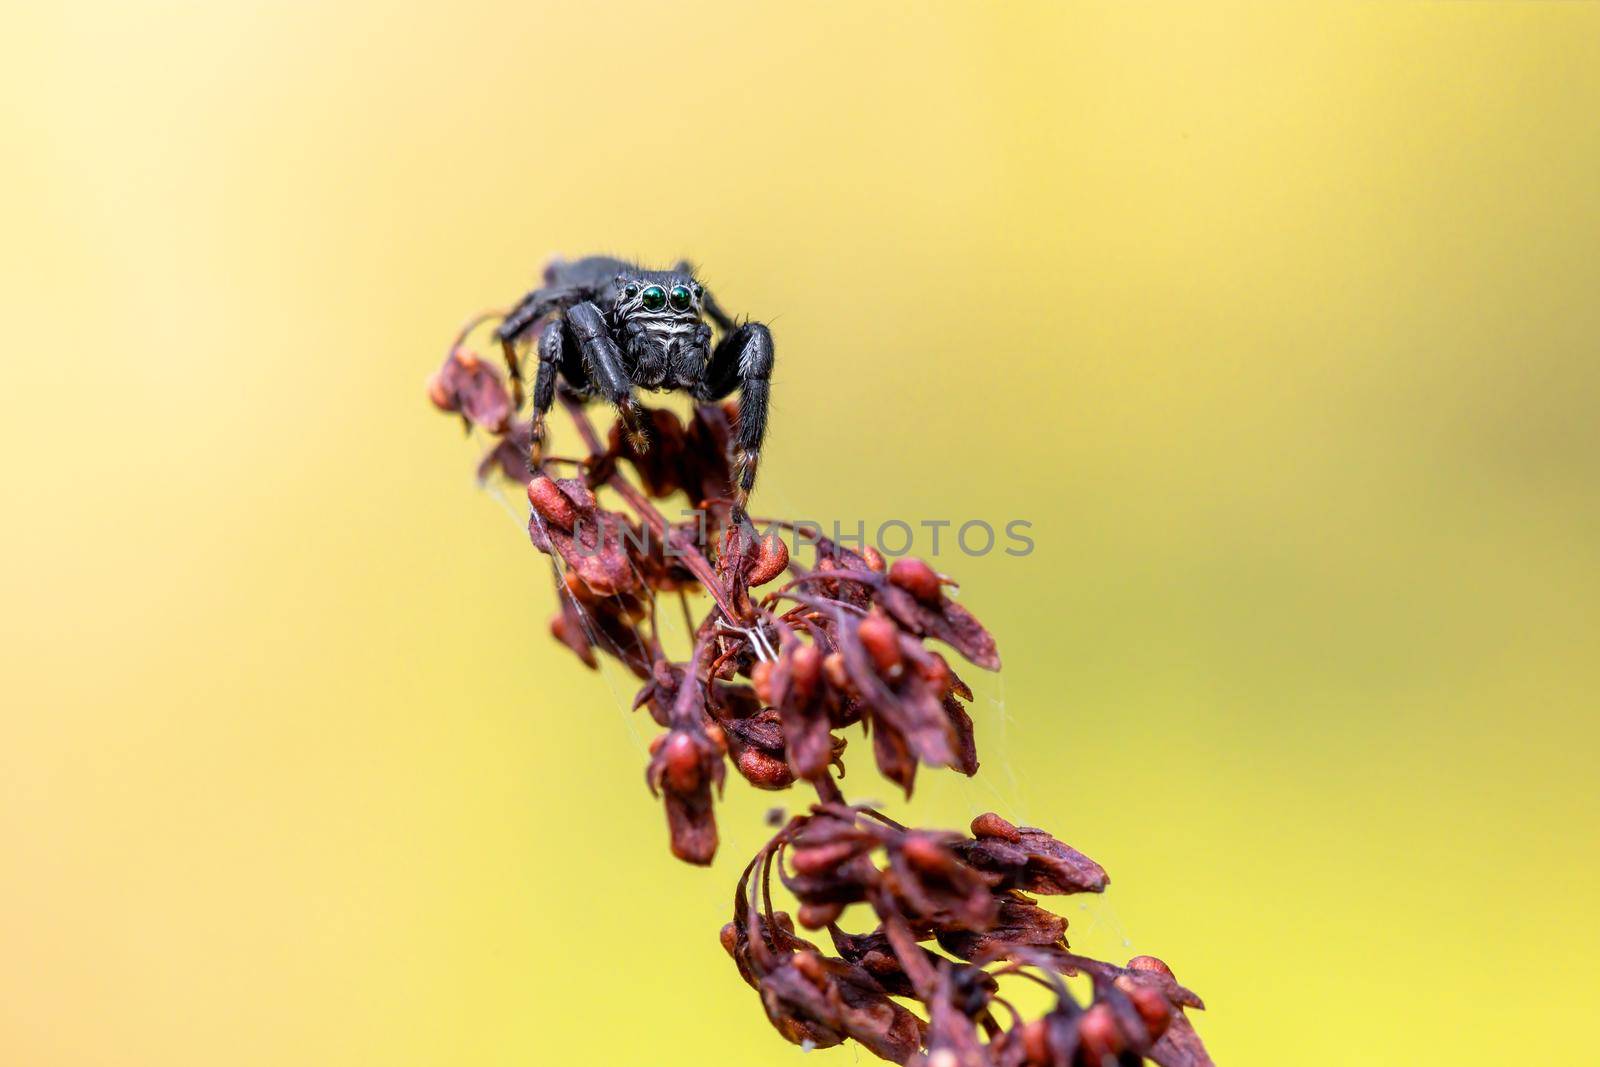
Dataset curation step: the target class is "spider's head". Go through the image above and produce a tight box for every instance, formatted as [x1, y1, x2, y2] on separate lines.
[611, 269, 709, 389]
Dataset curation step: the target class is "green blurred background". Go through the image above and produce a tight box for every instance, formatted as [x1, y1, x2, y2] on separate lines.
[3, 3, 1597, 1064]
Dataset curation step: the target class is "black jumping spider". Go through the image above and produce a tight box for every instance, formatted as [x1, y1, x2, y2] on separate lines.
[494, 255, 774, 506]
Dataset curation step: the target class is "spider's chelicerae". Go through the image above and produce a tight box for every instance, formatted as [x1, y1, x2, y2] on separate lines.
[493, 255, 774, 506]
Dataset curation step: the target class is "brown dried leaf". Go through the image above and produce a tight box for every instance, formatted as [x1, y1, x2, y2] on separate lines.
[957, 823, 1109, 896]
[935, 895, 1068, 961]
[430, 351, 511, 432]
[875, 579, 1001, 671]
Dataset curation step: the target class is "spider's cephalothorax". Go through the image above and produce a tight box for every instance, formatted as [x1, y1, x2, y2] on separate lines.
[494, 255, 774, 506]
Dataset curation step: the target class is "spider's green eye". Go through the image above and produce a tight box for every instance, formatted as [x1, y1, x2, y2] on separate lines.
[669, 285, 693, 311]
[640, 285, 666, 311]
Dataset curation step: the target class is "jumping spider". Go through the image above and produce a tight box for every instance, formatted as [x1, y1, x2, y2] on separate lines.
[493, 255, 774, 506]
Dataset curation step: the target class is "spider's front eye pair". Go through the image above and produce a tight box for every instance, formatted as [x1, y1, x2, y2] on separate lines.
[629, 284, 693, 312]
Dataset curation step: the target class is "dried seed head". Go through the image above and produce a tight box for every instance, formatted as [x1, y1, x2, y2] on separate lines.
[453, 347, 481, 371]
[434, 375, 1210, 1062]
[527, 476, 577, 532]
[888, 557, 943, 603]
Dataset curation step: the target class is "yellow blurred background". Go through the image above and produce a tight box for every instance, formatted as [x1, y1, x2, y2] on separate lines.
[3, 2, 1597, 1063]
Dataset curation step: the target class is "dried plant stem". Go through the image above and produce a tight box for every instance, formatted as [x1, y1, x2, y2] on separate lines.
[430, 336, 1214, 1067]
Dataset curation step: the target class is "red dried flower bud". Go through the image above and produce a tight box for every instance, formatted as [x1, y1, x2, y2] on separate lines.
[790, 839, 866, 877]
[861, 545, 886, 572]
[793, 950, 828, 988]
[790, 643, 822, 702]
[888, 557, 943, 603]
[1127, 955, 1174, 977]
[751, 660, 775, 704]
[1078, 1003, 1125, 1062]
[857, 613, 904, 678]
[797, 900, 844, 929]
[426, 372, 453, 411]
[527, 476, 577, 532]
[747, 532, 789, 586]
[664, 733, 702, 793]
[900, 833, 951, 873]
[916, 651, 953, 692]
[971, 811, 1022, 842]
[719, 921, 739, 957]
[561, 570, 592, 601]
[704, 721, 728, 754]
[823, 651, 849, 691]
[1021, 1019, 1052, 1065]
[1121, 981, 1173, 1041]
[453, 347, 481, 371]
[736, 746, 794, 790]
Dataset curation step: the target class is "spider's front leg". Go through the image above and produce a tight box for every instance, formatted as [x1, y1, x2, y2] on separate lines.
[523, 319, 564, 473]
[698, 321, 774, 510]
[495, 284, 583, 410]
[565, 301, 649, 451]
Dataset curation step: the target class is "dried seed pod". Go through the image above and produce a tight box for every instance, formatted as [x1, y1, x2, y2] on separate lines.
[663, 733, 703, 793]
[971, 811, 1022, 842]
[1127, 955, 1174, 977]
[857, 613, 904, 678]
[888, 557, 943, 603]
[736, 746, 795, 790]
[747, 532, 790, 585]
[1123, 982, 1173, 1041]
[426, 372, 452, 411]
[1021, 1018, 1053, 1065]
[797, 900, 844, 929]
[823, 651, 850, 691]
[790, 643, 822, 702]
[1077, 1003, 1124, 1062]
[751, 660, 775, 704]
[915, 650, 953, 692]
[526, 476, 577, 532]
